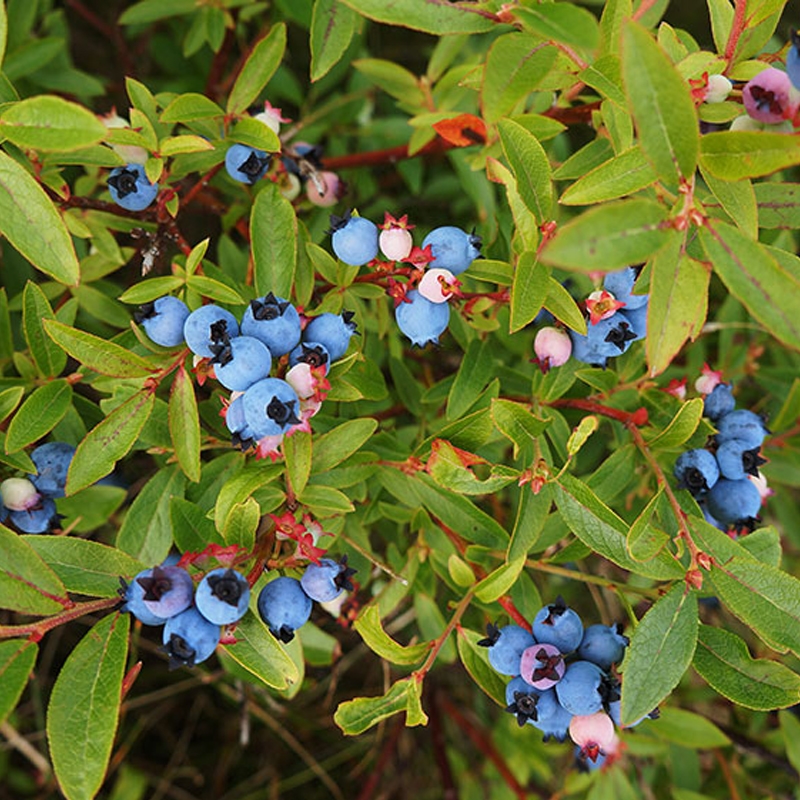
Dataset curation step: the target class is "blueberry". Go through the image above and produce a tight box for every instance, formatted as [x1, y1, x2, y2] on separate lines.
[618, 305, 647, 342]
[703, 383, 735, 422]
[241, 293, 302, 357]
[674, 448, 720, 496]
[519, 643, 566, 690]
[121, 569, 169, 626]
[225, 143, 270, 184]
[107, 164, 159, 211]
[9, 497, 58, 534]
[329, 213, 379, 266]
[257, 576, 313, 642]
[137, 565, 194, 619]
[569, 314, 637, 366]
[395, 290, 451, 347]
[288, 341, 330, 375]
[532, 597, 584, 654]
[300, 556, 356, 603]
[554, 660, 607, 716]
[183, 305, 240, 359]
[30, 442, 75, 498]
[568, 329, 608, 369]
[134, 296, 189, 347]
[195, 568, 251, 625]
[242, 377, 301, 439]
[577, 624, 629, 671]
[477, 623, 535, 676]
[602, 266, 648, 310]
[788, 30, 800, 90]
[705, 477, 763, 531]
[715, 439, 766, 481]
[715, 409, 769, 450]
[742, 67, 797, 124]
[421, 226, 482, 275]
[505, 677, 572, 741]
[163, 607, 221, 669]
[225, 395, 256, 450]
[302, 312, 358, 362]
[211, 335, 272, 392]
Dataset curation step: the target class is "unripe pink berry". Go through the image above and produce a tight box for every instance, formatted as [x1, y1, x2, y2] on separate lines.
[379, 227, 413, 261]
[705, 74, 732, 103]
[534, 327, 572, 369]
[306, 171, 342, 207]
[0, 477, 42, 511]
[743, 67, 797, 124]
[418, 268, 458, 303]
[569, 712, 619, 757]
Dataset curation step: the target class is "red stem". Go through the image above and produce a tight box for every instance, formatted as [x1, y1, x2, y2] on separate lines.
[548, 397, 648, 426]
[724, 0, 748, 64]
[0, 597, 120, 642]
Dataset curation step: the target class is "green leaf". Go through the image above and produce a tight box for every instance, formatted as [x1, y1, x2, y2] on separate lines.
[694, 625, 800, 710]
[117, 467, 186, 565]
[700, 131, 800, 180]
[0, 153, 79, 285]
[0, 640, 37, 725]
[0, 95, 107, 151]
[509, 251, 548, 333]
[227, 24, 287, 114]
[497, 118, 552, 222]
[66, 390, 155, 495]
[427, 439, 517, 496]
[702, 169, 757, 239]
[780, 710, 800, 775]
[0, 523, 69, 614]
[222, 498, 260, 550]
[353, 59, 424, 105]
[184, 275, 245, 305]
[298, 484, 354, 515]
[699, 221, 800, 351]
[544, 276, 587, 334]
[353, 605, 429, 666]
[754, 181, 800, 229]
[560, 146, 657, 205]
[221, 608, 299, 690]
[448, 554, 475, 587]
[311, 0, 359, 82]
[491, 398, 550, 455]
[515, 5, 600, 51]
[23, 282, 67, 377]
[170, 497, 224, 553]
[456, 628, 507, 706]
[620, 585, 698, 726]
[481, 33, 556, 123]
[645, 397, 704, 449]
[540, 199, 672, 272]
[23, 536, 144, 599]
[338, 0, 494, 34]
[213, 464, 282, 532]
[119, 276, 185, 305]
[708, 557, 800, 657]
[446, 338, 492, 419]
[646, 244, 709, 377]
[651, 707, 729, 748]
[284, 430, 312, 497]
[168, 365, 200, 482]
[5, 380, 72, 452]
[474, 556, 525, 603]
[555, 476, 683, 579]
[44, 320, 156, 378]
[160, 93, 224, 123]
[334, 679, 413, 735]
[0, 1, 7, 68]
[158, 134, 214, 157]
[621, 21, 698, 182]
[627, 490, 669, 562]
[0, 386, 24, 425]
[47, 613, 129, 800]
[310, 418, 378, 473]
[251, 184, 296, 300]
[119, 0, 197, 24]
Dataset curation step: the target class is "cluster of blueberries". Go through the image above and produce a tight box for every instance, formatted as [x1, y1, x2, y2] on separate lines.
[533, 266, 649, 372]
[105, 101, 343, 211]
[122, 555, 355, 668]
[136, 292, 355, 456]
[479, 598, 655, 771]
[674, 382, 770, 532]
[0, 442, 77, 533]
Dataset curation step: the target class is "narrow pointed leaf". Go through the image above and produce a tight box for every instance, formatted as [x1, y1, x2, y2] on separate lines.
[510, 251, 548, 333]
[338, 0, 494, 34]
[334, 679, 412, 735]
[251, 184, 296, 300]
[5, 380, 72, 452]
[354, 606, 429, 666]
[498, 118, 552, 222]
[0, 640, 38, 725]
[168, 365, 200, 482]
[227, 24, 287, 114]
[560, 146, 657, 205]
[23, 282, 68, 376]
[700, 131, 800, 180]
[310, 0, 359, 82]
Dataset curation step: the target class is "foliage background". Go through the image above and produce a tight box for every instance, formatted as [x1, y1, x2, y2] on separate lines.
[1, 1, 800, 799]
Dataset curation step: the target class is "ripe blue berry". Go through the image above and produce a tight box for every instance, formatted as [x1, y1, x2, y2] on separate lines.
[9, 497, 58, 533]
[195, 568, 251, 625]
[395, 290, 451, 347]
[184, 305, 240, 359]
[134, 296, 189, 347]
[421, 226, 482, 275]
[107, 164, 159, 211]
[703, 383, 735, 421]
[705, 477, 762, 531]
[302, 312, 358, 362]
[715, 409, 769, 450]
[602, 266, 648, 310]
[241, 293, 302, 357]
[288, 342, 330, 375]
[211, 335, 272, 392]
[532, 598, 584, 654]
[788, 30, 800, 90]
[554, 660, 607, 716]
[163, 607, 221, 669]
[577, 624, 629, 671]
[225, 143, 270, 184]
[30, 442, 75, 498]
[674, 448, 720, 496]
[257, 576, 313, 642]
[242, 378, 302, 439]
[618, 305, 647, 342]
[505, 677, 572, 741]
[715, 439, 766, 481]
[478, 623, 535, 676]
[330, 213, 379, 266]
[225, 395, 256, 450]
[121, 569, 169, 626]
[137, 565, 194, 619]
[300, 556, 356, 603]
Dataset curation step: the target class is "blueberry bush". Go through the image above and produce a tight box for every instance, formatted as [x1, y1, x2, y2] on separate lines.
[1, 0, 800, 797]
